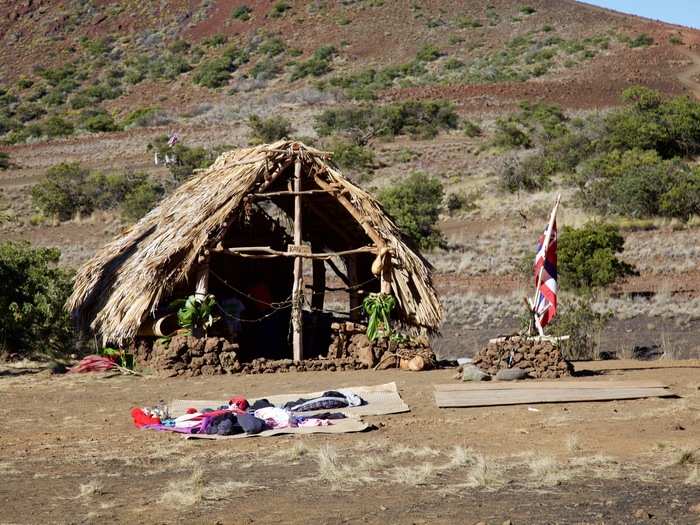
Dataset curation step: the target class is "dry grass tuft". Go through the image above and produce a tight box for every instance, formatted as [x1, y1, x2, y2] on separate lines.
[275, 441, 309, 461]
[391, 444, 441, 458]
[158, 467, 204, 507]
[527, 456, 572, 486]
[389, 463, 437, 485]
[314, 445, 378, 489]
[462, 454, 506, 490]
[566, 434, 581, 454]
[78, 480, 104, 499]
[686, 466, 699, 485]
[202, 480, 256, 500]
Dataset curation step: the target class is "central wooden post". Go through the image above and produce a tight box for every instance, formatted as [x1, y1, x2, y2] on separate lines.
[291, 158, 304, 361]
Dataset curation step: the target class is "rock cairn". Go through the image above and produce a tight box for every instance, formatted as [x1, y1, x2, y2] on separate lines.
[134, 335, 240, 377]
[473, 336, 574, 379]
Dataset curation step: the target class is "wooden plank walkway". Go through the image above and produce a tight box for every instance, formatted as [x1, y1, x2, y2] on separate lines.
[434, 380, 674, 408]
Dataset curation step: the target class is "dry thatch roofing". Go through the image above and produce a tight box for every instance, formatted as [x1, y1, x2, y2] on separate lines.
[68, 140, 442, 344]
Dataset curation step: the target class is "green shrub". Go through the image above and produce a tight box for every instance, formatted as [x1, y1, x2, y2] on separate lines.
[38, 64, 77, 87]
[31, 162, 92, 220]
[203, 34, 227, 48]
[247, 114, 293, 144]
[500, 154, 554, 193]
[167, 144, 218, 181]
[520, 5, 536, 14]
[42, 115, 75, 138]
[457, 16, 482, 28]
[258, 37, 286, 56]
[326, 61, 425, 100]
[416, 44, 441, 62]
[658, 167, 700, 220]
[15, 102, 46, 123]
[232, 5, 252, 20]
[250, 58, 281, 80]
[192, 44, 249, 88]
[270, 1, 290, 17]
[0, 152, 9, 170]
[379, 172, 445, 250]
[558, 223, 637, 290]
[290, 46, 336, 80]
[121, 179, 165, 221]
[79, 109, 120, 133]
[326, 138, 375, 170]
[0, 242, 74, 357]
[314, 100, 458, 140]
[574, 148, 700, 218]
[628, 33, 654, 48]
[462, 119, 481, 137]
[548, 297, 611, 360]
[492, 118, 531, 148]
[122, 107, 167, 128]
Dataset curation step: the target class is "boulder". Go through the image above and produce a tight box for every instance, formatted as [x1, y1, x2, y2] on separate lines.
[462, 365, 490, 382]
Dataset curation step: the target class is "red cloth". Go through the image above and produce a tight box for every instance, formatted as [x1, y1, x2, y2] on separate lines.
[229, 396, 249, 411]
[131, 407, 161, 428]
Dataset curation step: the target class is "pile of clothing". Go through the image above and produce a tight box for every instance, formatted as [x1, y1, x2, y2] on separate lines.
[131, 390, 364, 437]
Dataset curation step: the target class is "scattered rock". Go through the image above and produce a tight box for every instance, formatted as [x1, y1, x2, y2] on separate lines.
[462, 365, 490, 382]
[495, 367, 528, 381]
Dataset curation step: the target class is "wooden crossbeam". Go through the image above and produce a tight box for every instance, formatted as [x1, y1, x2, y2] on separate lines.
[213, 245, 377, 259]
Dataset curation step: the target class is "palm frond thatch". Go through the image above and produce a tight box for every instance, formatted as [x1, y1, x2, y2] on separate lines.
[67, 140, 442, 344]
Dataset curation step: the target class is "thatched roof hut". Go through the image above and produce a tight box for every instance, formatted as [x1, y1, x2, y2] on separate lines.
[68, 140, 442, 358]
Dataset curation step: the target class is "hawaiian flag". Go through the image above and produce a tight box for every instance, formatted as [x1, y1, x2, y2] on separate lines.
[533, 219, 557, 332]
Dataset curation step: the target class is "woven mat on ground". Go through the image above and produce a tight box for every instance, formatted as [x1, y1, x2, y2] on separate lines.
[184, 417, 369, 440]
[170, 381, 410, 419]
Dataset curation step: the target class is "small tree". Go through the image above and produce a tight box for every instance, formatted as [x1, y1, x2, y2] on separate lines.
[247, 114, 294, 144]
[379, 172, 445, 250]
[31, 162, 92, 220]
[0, 241, 74, 358]
[558, 223, 637, 291]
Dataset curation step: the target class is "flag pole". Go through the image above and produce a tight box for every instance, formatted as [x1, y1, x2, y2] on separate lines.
[530, 194, 561, 335]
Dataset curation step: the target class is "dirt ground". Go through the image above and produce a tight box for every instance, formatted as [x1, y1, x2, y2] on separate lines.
[1, 360, 699, 525]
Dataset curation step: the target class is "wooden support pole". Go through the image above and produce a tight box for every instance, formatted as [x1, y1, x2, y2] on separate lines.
[291, 158, 304, 361]
[347, 255, 361, 322]
[194, 260, 209, 301]
[311, 242, 326, 311]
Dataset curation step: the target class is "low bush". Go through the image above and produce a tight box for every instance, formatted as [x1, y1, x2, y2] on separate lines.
[78, 109, 120, 133]
[574, 148, 700, 218]
[121, 179, 165, 221]
[122, 107, 169, 128]
[0, 152, 9, 169]
[628, 33, 654, 48]
[0, 242, 74, 358]
[290, 46, 336, 80]
[42, 115, 75, 138]
[32, 163, 92, 220]
[314, 100, 458, 140]
[247, 114, 293, 144]
[232, 5, 252, 20]
[326, 138, 375, 170]
[192, 45, 248, 88]
[416, 44, 441, 62]
[270, 1, 290, 17]
[558, 223, 637, 290]
[500, 154, 554, 193]
[326, 61, 425, 100]
[548, 297, 611, 360]
[492, 118, 532, 148]
[462, 119, 481, 137]
[379, 172, 445, 250]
